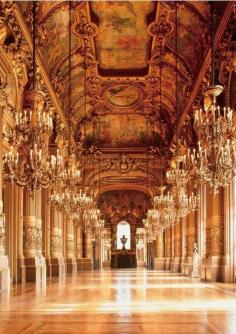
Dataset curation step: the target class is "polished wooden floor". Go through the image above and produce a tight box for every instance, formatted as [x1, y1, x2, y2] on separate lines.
[1, 269, 236, 333]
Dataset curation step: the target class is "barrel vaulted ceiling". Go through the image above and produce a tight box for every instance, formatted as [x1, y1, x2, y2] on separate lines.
[17, 1, 214, 148]
[16, 1, 228, 196]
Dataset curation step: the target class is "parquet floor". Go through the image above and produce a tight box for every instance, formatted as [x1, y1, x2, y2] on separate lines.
[1, 269, 236, 333]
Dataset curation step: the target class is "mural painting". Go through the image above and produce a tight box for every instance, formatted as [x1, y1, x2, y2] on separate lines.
[94, 114, 148, 147]
[98, 190, 150, 225]
[103, 84, 141, 108]
[38, 6, 79, 76]
[167, 6, 208, 77]
[91, 1, 155, 70]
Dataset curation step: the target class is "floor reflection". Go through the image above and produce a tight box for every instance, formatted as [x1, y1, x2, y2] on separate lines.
[1, 270, 236, 333]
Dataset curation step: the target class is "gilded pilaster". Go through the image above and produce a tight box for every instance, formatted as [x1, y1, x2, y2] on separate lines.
[201, 187, 226, 282]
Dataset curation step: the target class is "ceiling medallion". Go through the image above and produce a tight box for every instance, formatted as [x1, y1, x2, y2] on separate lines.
[102, 83, 143, 110]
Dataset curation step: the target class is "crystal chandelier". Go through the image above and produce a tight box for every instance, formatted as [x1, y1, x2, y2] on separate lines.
[189, 5, 235, 195]
[3, 3, 54, 195]
[166, 153, 189, 189]
[153, 186, 174, 210]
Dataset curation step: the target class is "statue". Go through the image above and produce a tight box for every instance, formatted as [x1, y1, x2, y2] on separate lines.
[191, 242, 200, 279]
[120, 234, 127, 250]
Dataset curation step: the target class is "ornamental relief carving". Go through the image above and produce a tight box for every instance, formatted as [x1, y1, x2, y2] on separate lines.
[51, 234, 63, 254]
[100, 153, 142, 175]
[206, 224, 224, 257]
[35, 226, 42, 254]
[23, 225, 37, 251]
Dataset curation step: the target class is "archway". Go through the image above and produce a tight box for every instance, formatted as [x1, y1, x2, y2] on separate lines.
[116, 221, 131, 250]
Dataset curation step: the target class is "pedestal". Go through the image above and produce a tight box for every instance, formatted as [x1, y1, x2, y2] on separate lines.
[103, 260, 111, 268]
[165, 257, 172, 271]
[191, 253, 200, 278]
[154, 257, 166, 270]
[51, 257, 65, 278]
[24, 256, 47, 286]
[77, 258, 93, 271]
[66, 258, 77, 275]
[201, 255, 228, 282]
[0, 256, 10, 291]
[171, 257, 182, 273]
[182, 256, 193, 276]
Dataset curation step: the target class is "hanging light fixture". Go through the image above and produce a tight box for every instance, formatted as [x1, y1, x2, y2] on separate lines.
[189, 3, 235, 196]
[166, 6, 199, 219]
[61, 1, 81, 189]
[152, 34, 175, 228]
[3, 1, 56, 196]
[49, 2, 81, 214]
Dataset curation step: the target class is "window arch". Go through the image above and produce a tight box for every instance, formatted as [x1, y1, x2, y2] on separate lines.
[116, 221, 131, 250]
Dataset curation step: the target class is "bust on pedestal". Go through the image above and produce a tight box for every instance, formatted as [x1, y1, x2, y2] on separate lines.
[191, 243, 200, 279]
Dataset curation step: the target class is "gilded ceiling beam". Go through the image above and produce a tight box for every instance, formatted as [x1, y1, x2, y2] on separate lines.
[12, 4, 76, 149]
[173, 2, 234, 143]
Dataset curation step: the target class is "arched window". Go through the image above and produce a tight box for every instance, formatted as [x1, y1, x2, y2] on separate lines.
[116, 221, 131, 250]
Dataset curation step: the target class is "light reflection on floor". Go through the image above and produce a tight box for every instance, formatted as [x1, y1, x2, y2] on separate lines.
[1, 270, 236, 333]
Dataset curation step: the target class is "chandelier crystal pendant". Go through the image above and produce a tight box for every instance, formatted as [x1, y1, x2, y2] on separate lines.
[190, 4, 235, 196]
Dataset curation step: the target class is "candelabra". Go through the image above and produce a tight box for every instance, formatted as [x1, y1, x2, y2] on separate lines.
[190, 85, 236, 195]
[166, 155, 189, 189]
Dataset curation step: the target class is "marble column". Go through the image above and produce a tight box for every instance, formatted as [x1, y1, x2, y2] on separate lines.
[0, 97, 10, 290]
[201, 187, 225, 282]
[154, 231, 165, 270]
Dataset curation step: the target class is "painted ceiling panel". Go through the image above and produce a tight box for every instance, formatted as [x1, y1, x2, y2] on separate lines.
[38, 5, 79, 77]
[98, 190, 150, 224]
[167, 5, 210, 78]
[17, 1, 223, 152]
[91, 1, 155, 71]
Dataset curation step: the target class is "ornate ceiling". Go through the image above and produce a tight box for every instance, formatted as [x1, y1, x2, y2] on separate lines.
[15, 0, 230, 197]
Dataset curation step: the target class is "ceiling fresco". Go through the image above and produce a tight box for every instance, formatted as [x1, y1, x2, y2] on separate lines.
[17, 1, 213, 149]
[90, 1, 155, 72]
[84, 114, 148, 148]
[16, 0, 229, 193]
[98, 190, 151, 225]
